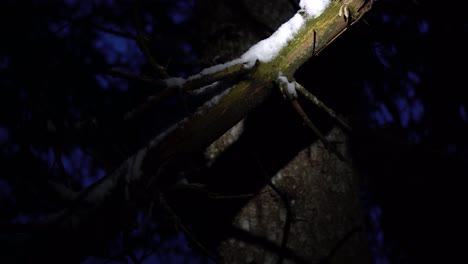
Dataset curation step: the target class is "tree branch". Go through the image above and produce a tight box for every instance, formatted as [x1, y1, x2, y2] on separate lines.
[73, 0, 372, 236]
[2, 0, 373, 257]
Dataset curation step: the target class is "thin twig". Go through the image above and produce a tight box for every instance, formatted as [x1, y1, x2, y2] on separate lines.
[128, 250, 141, 264]
[294, 82, 352, 133]
[207, 192, 257, 200]
[110, 61, 255, 123]
[158, 193, 218, 261]
[107, 68, 166, 87]
[318, 226, 362, 264]
[51, 14, 138, 40]
[290, 100, 349, 163]
[92, 24, 137, 40]
[133, 0, 169, 79]
[253, 153, 292, 264]
[312, 29, 317, 56]
[169, 182, 256, 199]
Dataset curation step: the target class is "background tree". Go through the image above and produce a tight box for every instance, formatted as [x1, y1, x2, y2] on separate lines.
[0, 0, 466, 264]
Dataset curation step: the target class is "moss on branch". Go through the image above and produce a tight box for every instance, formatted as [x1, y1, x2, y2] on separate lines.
[142, 0, 373, 185]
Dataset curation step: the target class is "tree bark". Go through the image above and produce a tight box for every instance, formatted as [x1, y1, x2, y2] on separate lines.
[0, 1, 373, 263]
[209, 124, 370, 263]
[183, 1, 373, 263]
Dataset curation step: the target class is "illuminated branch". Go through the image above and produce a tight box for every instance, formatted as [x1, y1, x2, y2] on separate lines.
[3, 0, 373, 254]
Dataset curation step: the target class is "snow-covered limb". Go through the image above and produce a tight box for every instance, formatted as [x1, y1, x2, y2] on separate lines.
[185, 61, 258, 91]
[191, 81, 220, 96]
[277, 72, 298, 100]
[240, 0, 332, 64]
[151, 0, 375, 97]
[120, 62, 256, 124]
[164, 1, 331, 86]
[300, 0, 332, 17]
[38, 0, 371, 248]
[113, 0, 373, 127]
[126, 0, 373, 186]
[0, 2, 374, 259]
[165, 0, 372, 84]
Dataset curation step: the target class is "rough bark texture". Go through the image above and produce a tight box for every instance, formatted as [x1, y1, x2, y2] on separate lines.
[213, 126, 369, 264]
[192, 1, 371, 263]
[0, 1, 376, 263]
[3, 1, 371, 262]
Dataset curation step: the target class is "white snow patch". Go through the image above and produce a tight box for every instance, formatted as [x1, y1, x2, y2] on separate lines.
[187, 59, 247, 81]
[148, 118, 187, 148]
[201, 86, 232, 109]
[196, 60, 241, 77]
[272, 172, 284, 184]
[190, 13, 305, 76]
[169, 1, 332, 84]
[278, 73, 298, 98]
[300, 0, 331, 17]
[164, 77, 186, 88]
[229, 120, 245, 139]
[240, 13, 305, 63]
[192, 81, 220, 95]
[143, 1, 332, 177]
[240, 218, 250, 231]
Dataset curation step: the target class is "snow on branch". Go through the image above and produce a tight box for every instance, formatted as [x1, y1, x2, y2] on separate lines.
[165, 0, 331, 85]
[57, 0, 372, 241]
[300, 0, 331, 17]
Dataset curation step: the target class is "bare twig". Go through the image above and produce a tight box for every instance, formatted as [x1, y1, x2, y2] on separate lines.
[318, 226, 362, 264]
[110, 61, 256, 124]
[207, 192, 257, 200]
[91, 23, 137, 40]
[290, 100, 349, 163]
[133, 0, 169, 79]
[51, 14, 138, 40]
[312, 29, 317, 56]
[294, 82, 352, 133]
[158, 193, 218, 261]
[253, 153, 292, 264]
[128, 250, 141, 264]
[108, 68, 166, 87]
[169, 183, 256, 200]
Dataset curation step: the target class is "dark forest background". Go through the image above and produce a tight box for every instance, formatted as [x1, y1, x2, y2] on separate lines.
[0, 0, 467, 263]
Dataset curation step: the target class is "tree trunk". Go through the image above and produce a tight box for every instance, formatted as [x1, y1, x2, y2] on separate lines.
[182, 1, 372, 263]
[0, 1, 372, 262]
